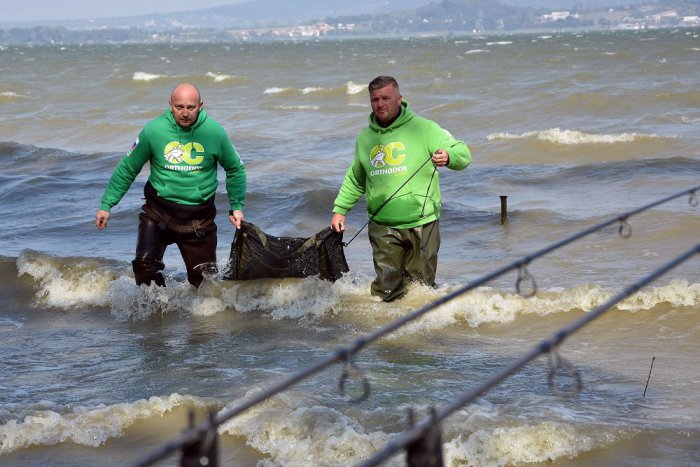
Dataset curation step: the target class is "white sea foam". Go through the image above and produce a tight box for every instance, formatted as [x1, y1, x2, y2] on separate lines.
[443, 419, 617, 466]
[220, 276, 340, 319]
[205, 71, 235, 82]
[132, 71, 164, 82]
[263, 86, 291, 94]
[301, 86, 325, 94]
[108, 276, 178, 321]
[16, 250, 116, 309]
[272, 105, 321, 110]
[0, 91, 27, 98]
[486, 41, 513, 45]
[0, 394, 205, 454]
[388, 279, 700, 334]
[218, 391, 622, 466]
[219, 391, 393, 466]
[346, 81, 366, 95]
[15, 252, 699, 328]
[486, 127, 659, 145]
[465, 49, 488, 54]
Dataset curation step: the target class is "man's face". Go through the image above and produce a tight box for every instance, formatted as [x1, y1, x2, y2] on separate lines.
[169, 86, 203, 128]
[370, 84, 402, 127]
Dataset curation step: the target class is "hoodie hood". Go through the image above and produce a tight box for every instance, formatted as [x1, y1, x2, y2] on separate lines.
[368, 100, 415, 132]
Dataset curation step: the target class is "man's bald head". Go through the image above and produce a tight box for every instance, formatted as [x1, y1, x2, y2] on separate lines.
[169, 83, 203, 128]
[171, 82, 201, 103]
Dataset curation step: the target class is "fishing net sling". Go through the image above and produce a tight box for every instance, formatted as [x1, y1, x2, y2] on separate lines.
[223, 221, 349, 282]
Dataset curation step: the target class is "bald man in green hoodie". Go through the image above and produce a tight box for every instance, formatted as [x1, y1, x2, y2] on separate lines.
[331, 76, 471, 302]
[95, 83, 246, 288]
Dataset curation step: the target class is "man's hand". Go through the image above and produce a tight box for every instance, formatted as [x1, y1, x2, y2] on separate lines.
[432, 149, 450, 167]
[229, 210, 244, 229]
[96, 210, 110, 230]
[330, 213, 346, 233]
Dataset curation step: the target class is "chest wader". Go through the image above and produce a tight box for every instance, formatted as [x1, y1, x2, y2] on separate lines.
[368, 220, 440, 302]
[132, 182, 217, 288]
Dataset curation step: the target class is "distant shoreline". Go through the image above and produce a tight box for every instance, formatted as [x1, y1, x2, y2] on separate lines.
[2, 24, 699, 47]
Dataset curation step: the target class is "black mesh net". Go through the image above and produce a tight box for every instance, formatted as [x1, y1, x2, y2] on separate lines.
[222, 221, 349, 282]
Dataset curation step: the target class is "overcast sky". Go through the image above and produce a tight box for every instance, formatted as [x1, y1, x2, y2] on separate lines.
[0, 0, 244, 22]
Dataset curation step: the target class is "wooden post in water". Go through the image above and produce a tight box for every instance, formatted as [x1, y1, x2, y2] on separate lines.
[500, 195, 508, 225]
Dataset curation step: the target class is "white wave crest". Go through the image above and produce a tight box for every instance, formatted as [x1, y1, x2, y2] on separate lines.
[132, 72, 164, 82]
[301, 86, 325, 94]
[220, 276, 340, 320]
[388, 279, 700, 334]
[16, 250, 117, 309]
[219, 391, 623, 466]
[0, 394, 204, 454]
[346, 81, 366, 95]
[0, 91, 28, 98]
[443, 419, 617, 466]
[273, 105, 321, 110]
[205, 71, 235, 82]
[219, 391, 392, 466]
[487, 127, 658, 145]
[263, 86, 291, 94]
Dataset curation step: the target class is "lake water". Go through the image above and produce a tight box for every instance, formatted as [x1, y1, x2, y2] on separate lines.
[1, 28, 699, 466]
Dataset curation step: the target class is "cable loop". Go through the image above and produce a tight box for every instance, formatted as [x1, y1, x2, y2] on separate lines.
[618, 218, 632, 238]
[515, 264, 537, 297]
[338, 358, 370, 403]
[547, 349, 583, 398]
[689, 190, 699, 207]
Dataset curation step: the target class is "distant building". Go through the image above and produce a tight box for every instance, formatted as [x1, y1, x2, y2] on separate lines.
[541, 11, 571, 22]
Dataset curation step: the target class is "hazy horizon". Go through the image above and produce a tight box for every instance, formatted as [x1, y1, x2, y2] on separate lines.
[0, 0, 646, 24]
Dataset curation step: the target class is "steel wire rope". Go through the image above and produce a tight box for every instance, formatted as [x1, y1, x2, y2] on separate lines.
[342, 155, 435, 247]
[359, 241, 700, 467]
[133, 184, 699, 467]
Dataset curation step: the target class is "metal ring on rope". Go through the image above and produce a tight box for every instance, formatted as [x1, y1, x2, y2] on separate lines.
[338, 357, 371, 403]
[515, 263, 538, 297]
[618, 218, 632, 238]
[547, 349, 583, 398]
[198, 411, 218, 466]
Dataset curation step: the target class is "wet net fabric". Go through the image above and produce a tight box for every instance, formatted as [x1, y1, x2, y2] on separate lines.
[223, 221, 349, 282]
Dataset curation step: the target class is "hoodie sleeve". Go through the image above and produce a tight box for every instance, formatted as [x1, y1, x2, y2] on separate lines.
[332, 139, 367, 215]
[99, 128, 152, 211]
[427, 121, 471, 171]
[219, 131, 247, 211]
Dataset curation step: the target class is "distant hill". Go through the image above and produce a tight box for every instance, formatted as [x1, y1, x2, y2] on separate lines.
[0, 0, 697, 44]
[0, 0, 431, 29]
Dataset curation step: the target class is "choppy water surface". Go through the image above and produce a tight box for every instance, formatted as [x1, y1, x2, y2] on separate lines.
[1, 28, 699, 466]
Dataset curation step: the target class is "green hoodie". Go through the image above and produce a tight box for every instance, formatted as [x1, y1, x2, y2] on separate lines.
[99, 109, 246, 211]
[333, 101, 471, 229]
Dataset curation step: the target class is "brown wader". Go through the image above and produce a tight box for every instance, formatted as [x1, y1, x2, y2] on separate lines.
[132, 182, 218, 288]
[368, 220, 440, 302]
